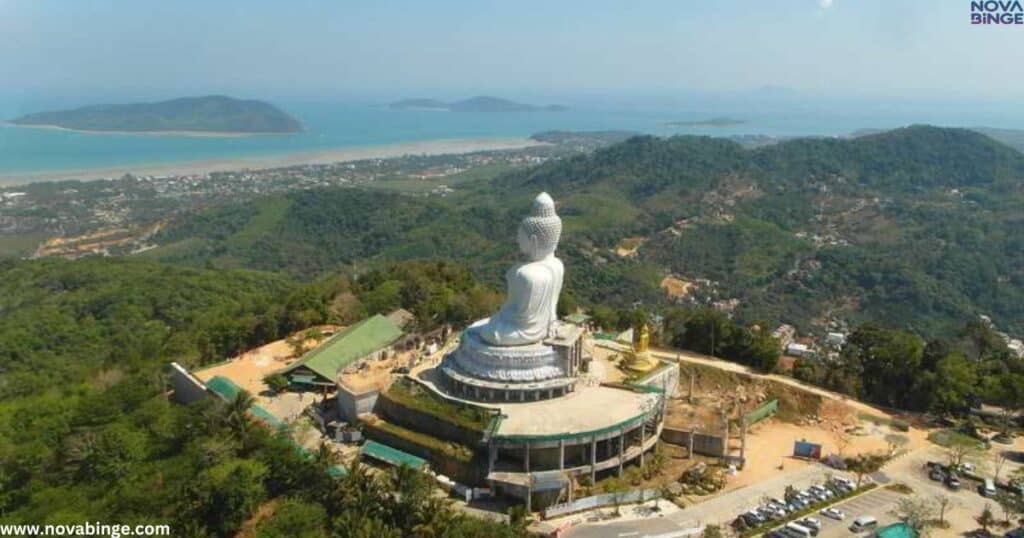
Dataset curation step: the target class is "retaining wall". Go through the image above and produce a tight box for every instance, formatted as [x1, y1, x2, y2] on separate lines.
[374, 389, 488, 447]
[660, 427, 727, 457]
[336, 384, 380, 421]
[360, 419, 486, 484]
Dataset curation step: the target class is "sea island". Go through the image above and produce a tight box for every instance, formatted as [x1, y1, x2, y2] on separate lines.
[389, 95, 567, 112]
[666, 116, 747, 127]
[8, 95, 303, 135]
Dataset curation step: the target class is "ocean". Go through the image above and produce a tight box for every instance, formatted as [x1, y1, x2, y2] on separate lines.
[2, 97, 1022, 181]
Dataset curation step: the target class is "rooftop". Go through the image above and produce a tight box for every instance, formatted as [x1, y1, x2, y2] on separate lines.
[360, 440, 427, 469]
[283, 314, 404, 383]
[876, 523, 917, 538]
[494, 384, 656, 440]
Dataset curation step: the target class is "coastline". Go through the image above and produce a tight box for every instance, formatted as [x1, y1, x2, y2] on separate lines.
[2, 122, 294, 138]
[0, 137, 546, 186]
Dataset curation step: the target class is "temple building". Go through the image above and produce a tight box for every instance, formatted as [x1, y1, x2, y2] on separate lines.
[362, 193, 673, 511]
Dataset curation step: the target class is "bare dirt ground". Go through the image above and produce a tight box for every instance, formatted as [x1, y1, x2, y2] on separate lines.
[596, 341, 932, 496]
[614, 236, 647, 258]
[339, 347, 425, 393]
[659, 275, 695, 299]
[193, 325, 341, 420]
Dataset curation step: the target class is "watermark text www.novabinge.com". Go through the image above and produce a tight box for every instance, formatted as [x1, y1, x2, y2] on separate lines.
[0, 522, 170, 537]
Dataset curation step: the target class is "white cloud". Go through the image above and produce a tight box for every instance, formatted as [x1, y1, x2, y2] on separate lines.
[821, 0, 834, 8]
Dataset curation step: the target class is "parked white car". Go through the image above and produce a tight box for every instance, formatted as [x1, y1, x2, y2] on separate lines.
[821, 507, 846, 520]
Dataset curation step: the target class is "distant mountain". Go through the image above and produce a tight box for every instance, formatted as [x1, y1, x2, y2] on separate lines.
[9, 96, 303, 134]
[852, 126, 1024, 154]
[667, 117, 747, 127]
[387, 98, 450, 110]
[388, 95, 567, 112]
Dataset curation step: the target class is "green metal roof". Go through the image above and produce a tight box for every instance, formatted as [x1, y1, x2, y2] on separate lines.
[327, 465, 348, 477]
[564, 313, 592, 324]
[360, 440, 427, 470]
[281, 315, 403, 383]
[877, 523, 917, 538]
[206, 375, 242, 402]
[250, 405, 286, 429]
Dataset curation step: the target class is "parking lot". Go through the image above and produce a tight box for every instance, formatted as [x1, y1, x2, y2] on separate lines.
[813, 487, 905, 538]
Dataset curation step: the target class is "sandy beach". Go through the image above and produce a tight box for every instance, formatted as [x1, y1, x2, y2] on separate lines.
[0, 137, 545, 186]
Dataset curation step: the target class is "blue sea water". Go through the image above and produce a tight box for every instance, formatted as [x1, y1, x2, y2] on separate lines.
[1, 97, 1022, 180]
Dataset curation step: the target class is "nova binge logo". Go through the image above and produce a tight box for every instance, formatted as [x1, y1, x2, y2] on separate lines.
[971, 0, 1024, 24]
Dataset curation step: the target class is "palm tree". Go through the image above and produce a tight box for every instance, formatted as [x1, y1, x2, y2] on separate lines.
[225, 389, 255, 435]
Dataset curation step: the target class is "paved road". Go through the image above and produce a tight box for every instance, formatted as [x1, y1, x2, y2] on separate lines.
[564, 464, 847, 538]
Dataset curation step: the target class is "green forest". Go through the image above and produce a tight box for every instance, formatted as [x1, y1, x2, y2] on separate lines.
[0, 258, 524, 536]
[150, 125, 1024, 338]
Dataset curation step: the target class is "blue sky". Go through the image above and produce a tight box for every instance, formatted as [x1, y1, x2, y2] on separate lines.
[0, 0, 1020, 104]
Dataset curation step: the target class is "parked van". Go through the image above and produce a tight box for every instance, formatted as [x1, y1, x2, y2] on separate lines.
[850, 515, 878, 532]
[783, 522, 814, 538]
[980, 478, 997, 497]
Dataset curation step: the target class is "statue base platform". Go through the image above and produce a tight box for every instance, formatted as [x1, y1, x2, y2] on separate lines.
[438, 328, 581, 402]
[620, 351, 659, 374]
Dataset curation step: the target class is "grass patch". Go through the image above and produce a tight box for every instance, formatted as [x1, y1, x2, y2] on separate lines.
[226, 197, 292, 248]
[368, 418, 474, 463]
[925, 428, 978, 448]
[886, 483, 914, 494]
[857, 412, 908, 431]
[385, 377, 492, 432]
[560, 190, 643, 234]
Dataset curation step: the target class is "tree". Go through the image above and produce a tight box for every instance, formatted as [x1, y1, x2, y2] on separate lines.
[263, 373, 289, 394]
[994, 491, 1024, 525]
[833, 428, 854, 458]
[925, 352, 977, 414]
[934, 494, 956, 526]
[702, 524, 723, 538]
[942, 432, 985, 469]
[254, 497, 329, 538]
[890, 497, 937, 536]
[976, 504, 996, 532]
[656, 483, 675, 510]
[994, 451, 1010, 482]
[845, 453, 886, 487]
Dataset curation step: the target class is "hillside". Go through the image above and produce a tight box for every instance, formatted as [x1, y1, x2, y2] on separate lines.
[148, 126, 1024, 338]
[0, 257, 520, 536]
[9, 96, 303, 134]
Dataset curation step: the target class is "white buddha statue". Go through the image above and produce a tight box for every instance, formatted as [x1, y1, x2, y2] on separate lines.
[473, 192, 564, 347]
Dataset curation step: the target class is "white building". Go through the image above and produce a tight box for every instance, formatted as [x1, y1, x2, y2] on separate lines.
[786, 342, 814, 359]
[825, 332, 847, 347]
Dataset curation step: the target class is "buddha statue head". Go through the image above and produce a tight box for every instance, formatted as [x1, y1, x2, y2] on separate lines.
[517, 192, 562, 261]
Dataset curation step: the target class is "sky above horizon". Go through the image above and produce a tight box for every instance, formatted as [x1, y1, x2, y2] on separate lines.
[1, 0, 1020, 107]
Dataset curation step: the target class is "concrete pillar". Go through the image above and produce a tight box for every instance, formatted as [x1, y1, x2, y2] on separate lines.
[590, 435, 597, 484]
[559, 439, 565, 470]
[524, 441, 531, 472]
[618, 431, 625, 476]
[489, 442, 497, 474]
[640, 421, 646, 467]
[740, 418, 747, 467]
[526, 478, 532, 514]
